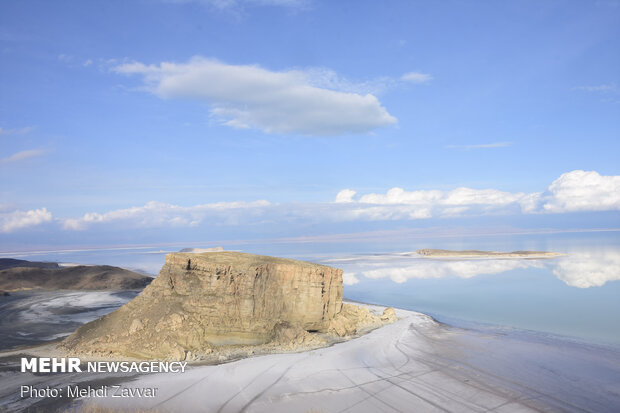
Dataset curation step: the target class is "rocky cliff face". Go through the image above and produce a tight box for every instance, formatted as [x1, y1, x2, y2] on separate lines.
[61, 252, 344, 360]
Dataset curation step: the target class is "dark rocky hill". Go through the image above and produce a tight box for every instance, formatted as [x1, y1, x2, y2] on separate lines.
[0, 261, 152, 291]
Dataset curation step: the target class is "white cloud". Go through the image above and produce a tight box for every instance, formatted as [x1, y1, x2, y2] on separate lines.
[0, 208, 52, 233]
[0, 149, 45, 164]
[62, 200, 271, 230]
[306, 68, 434, 94]
[114, 57, 397, 135]
[401, 72, 433, 84]
[358, 188, 443, 205]
[517, 192, 542, 214]
[334, 189, 356, 203]
[19, 169, 618, 234]
[0, 126, 34, 136]
[302, 67, 397, 96]
[336, 186, 525, 221]
[334, 170, 620, 221]
[364, 187, 522, 207]
[445, 142, 512, 150]
[537, 170, 620, 213]
[442, 187, 525, 206]
[356, 187, 524, 207]
[348, 205, 433, 221]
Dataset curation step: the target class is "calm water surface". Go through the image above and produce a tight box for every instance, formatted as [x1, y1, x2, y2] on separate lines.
[2, 231, 619, 347]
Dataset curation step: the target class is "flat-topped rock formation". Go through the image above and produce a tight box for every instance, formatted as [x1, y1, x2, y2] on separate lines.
[417, 249, 564, 259]
[61, 252, 388, 361]
[0, 261, 153, 291]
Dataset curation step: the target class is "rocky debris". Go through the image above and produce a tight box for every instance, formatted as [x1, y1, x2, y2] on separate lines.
[60, 252, 347, 360]
[381, 307, 397, 323]
[129, 319, 144, 334]
[328, 304, 396, 337]
[0, 265, 153, 291]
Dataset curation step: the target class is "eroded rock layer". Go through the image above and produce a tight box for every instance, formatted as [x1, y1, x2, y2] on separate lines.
[61, 252, 344, 359]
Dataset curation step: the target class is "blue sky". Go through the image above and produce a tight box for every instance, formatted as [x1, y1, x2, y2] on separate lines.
[1, 0, 619, 249]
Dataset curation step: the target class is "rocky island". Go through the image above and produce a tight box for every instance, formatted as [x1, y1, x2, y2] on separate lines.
[416, 249, 564, 259]
[60, 252, 395, 361]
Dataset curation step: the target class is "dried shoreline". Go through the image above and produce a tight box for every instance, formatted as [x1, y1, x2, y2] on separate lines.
[78, 304, 620, 413]
[0, 302, 396, 365]
[2, 303, 620, 412]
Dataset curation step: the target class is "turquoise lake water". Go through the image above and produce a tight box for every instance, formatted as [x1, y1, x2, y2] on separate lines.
[2, 230, 619, 347]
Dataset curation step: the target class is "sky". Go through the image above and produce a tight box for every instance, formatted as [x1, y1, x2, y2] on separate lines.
[1, 0, 619, 250]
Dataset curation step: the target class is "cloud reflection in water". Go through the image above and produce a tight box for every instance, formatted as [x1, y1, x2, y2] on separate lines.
[552, 250, 620, 288]
[337, 249, 620, 289]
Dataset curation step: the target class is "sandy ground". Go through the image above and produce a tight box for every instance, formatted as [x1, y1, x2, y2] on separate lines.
[74, 305, 620, 413]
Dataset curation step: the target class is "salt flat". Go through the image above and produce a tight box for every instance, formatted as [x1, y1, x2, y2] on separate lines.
[85, 305, 620, 413]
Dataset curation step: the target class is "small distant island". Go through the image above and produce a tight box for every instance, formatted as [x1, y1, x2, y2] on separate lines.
[178, 246, 224, 253]
[0, 258, 153, 292]
[416, 249, 564, 259]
